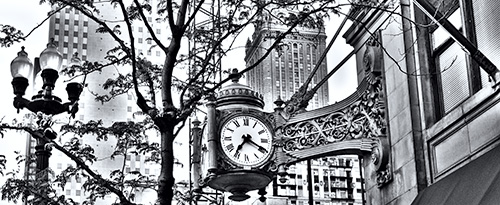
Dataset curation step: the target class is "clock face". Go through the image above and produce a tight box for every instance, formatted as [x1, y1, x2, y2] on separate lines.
[220, 115, 273, 166]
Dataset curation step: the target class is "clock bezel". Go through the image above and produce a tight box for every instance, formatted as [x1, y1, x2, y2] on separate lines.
[218, 113, 275, 167]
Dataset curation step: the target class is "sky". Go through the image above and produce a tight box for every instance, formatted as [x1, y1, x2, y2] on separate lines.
[0, 0, 357, 203]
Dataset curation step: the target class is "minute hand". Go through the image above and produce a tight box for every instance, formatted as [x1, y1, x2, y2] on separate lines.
[246, 138, 268, 153]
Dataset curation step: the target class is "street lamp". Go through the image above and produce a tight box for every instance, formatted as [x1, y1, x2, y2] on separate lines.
[11, 39, 83, 115]
[10, 39, 83, 203]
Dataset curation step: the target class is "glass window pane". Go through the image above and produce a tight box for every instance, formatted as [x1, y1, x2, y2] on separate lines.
[432, 9, 462, 49]
[439, 42, 469, 112]
[473, 0, 500, 87]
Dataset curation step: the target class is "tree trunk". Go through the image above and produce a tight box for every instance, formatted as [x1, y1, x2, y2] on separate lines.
[157, 123, 175, 205]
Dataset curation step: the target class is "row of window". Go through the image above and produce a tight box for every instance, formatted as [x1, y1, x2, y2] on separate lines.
[133, 26, 162, 35]
[419, 0, 495, 124]
[55, 18, 89, 27]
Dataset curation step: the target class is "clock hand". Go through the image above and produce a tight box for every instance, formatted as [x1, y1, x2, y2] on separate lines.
[244, 134, 268, 153]
[235, 134, 249, 153]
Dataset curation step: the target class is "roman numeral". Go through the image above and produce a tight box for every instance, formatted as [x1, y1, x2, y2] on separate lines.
[226, 144, 234, 152]
[234, 150, 241, 159]
[252, 121, 257, 128]
[254, 153, 259, 158]
[244, 154, 249, 162]
[261, 138, 268, 143]
[226, 128, 234, 133]
[233, 120, 240, 127]
[258, 130, 265, 135]
[243, 117, 249, 126]
[224, 136, 232, 141]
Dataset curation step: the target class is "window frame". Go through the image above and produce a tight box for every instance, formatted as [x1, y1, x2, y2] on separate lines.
[416, 0, 482, 125]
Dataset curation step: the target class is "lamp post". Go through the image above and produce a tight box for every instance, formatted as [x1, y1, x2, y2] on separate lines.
[10, 39, 83, 204]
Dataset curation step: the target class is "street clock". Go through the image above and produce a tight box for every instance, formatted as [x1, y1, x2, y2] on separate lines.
[220, 115, 274, 167]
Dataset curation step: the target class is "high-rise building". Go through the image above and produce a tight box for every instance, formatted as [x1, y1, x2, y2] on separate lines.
[22, 2, 180, 204]
[244, 7, 363, 205]
[244, 9, 329, 112]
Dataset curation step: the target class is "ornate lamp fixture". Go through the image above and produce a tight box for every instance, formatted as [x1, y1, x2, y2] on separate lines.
[10, 39, 83, 116]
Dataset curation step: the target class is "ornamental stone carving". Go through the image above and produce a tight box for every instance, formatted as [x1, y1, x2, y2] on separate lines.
[275, 35, 392, 187]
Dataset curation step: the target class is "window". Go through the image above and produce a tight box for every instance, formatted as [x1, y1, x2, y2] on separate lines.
[138, 27, 143, 32]
[156, 51, 161, 56]
[417, 0, 486, 123]
[138, 38, 143, 43]
[430, 7, 469, 114]
[156, 28, 161, 34]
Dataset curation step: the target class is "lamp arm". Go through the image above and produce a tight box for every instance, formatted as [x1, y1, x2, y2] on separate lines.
[13, 96, 31, 113]
[63, 101, 79, 118]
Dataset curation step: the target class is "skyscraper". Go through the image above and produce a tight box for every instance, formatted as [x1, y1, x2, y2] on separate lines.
[244, 8, 363, 205]
[244, 10, 329, 111]
[23, 2, 176, 204]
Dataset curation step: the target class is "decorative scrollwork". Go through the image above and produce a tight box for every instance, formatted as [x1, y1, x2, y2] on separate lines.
[376, 164, 392, 187]
[281, 77, 384, 152]
[276, 37, 393, 187]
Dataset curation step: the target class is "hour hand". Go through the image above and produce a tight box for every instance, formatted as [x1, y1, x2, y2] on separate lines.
[236, 136, 247, 151]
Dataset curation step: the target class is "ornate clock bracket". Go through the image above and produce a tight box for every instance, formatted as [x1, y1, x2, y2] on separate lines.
[272, 35, 392, 187]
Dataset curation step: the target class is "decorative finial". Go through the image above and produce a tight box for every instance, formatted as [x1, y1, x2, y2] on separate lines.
[18, 46, 28, 57]
[47, 38, 57, 48]
[70, 52, 81, 64]
[274, 95, 284, 107]
[228, 68, 241, 83]
[192, 116, 201, 127]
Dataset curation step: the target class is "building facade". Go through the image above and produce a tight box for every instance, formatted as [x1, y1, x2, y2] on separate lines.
[273, 157, 363, 205]
[340, 0, 500, 204]
[244, 9, 329, 112]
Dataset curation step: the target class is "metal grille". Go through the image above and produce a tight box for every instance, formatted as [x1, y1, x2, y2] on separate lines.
[439, 43, 469, 112]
